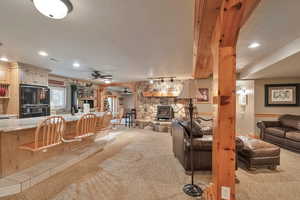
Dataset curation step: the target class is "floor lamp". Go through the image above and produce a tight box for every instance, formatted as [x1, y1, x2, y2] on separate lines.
[178, 80, 203, 197]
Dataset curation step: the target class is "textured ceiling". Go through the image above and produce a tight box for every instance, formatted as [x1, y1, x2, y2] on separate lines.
[237, 0, 300, 75]
[245, 51, 300, 79]
[0, 0, 300, 81]
[0, 0, 194, 82]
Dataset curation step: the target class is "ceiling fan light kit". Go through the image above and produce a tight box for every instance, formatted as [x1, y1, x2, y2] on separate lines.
[33, 0, 73, 19]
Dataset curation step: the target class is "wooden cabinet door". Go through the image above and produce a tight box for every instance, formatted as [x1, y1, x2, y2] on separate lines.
[0, 70, 9, 84]
[20, 67, 49, 86]
[21, 69, 32, 85]
[31, 71, 39, 85]
[39, 72, 48, 86]
[0, 66, 10, 84]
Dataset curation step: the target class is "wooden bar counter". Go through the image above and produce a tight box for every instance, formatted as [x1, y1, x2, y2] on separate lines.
[0, 112, 105, 178]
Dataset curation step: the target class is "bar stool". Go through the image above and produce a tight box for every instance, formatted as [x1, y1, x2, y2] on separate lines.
[62, 113, 97, 141]
[19, 116, 65, 152]
[125, 109, 136, 128]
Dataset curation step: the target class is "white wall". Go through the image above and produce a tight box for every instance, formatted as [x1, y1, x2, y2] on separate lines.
[236, 80, 255, 136]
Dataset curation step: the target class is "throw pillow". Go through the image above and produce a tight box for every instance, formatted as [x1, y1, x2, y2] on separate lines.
[179, 120, 203, 138]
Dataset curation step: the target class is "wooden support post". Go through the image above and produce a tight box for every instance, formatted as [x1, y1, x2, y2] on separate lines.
[212, 46, 237, 200]
[209, 0, 260, 200]
[97, 87, 105, 112]
[193, 1, 260, 199]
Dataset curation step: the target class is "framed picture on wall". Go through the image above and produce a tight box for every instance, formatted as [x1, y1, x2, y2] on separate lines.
[265, 84, 300, 106]
[197, 88, 210, 103]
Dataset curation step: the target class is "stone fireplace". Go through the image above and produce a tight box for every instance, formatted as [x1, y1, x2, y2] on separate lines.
[135, 80, 186, 120]
[135, 79, 213, 121]
[156, 105, 174, 120]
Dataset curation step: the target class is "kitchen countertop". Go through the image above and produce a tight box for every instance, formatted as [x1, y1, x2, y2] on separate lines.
[0, 114, 18, 119]
[0, 112, 105, 133]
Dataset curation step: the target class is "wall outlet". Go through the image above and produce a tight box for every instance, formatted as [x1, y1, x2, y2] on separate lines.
[221, 186, 231, 200]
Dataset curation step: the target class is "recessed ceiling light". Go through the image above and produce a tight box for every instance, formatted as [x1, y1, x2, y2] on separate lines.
[248, 42, 260, 49]
[104, 80, 111, 84]
[73, 62, 80, 68]
[38, 51, 48, 56]
[33, 0, 73, 20]
[0, 57, 9, 62]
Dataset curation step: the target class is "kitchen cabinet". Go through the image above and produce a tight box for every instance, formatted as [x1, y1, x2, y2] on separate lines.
[0, 65, 10, 84]
[19, 66, 49, 86]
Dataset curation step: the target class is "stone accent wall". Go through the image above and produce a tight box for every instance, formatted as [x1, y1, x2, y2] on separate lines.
[136, 80, 186, 120]
[135, 78, 214, 120]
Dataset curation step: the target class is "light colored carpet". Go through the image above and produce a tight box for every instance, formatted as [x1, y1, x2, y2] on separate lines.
[236, 148, 300, 200]
[1, 128, 300, 200]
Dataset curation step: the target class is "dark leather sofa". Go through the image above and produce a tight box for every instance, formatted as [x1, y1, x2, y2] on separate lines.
[172, 120, 243, 172]
[257, 114, 300, 153]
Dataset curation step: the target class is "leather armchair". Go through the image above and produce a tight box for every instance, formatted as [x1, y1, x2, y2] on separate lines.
[172, 120, 243, 172]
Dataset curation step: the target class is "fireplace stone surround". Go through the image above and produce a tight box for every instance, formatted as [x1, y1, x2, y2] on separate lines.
[135, 79, 213, 122]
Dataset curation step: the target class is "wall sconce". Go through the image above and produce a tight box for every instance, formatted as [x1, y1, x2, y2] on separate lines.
[237, 88, 248, 106]
[239, 94, 248, 106]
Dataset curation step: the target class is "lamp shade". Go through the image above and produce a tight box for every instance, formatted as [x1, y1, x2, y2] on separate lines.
[177, 80, 198, 99]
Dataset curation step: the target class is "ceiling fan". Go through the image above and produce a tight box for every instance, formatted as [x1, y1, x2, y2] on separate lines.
[90, 70, 113, 80]
[122, 88, 132, 95]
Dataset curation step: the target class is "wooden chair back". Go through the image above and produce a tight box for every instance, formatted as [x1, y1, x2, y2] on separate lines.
[118, 107, 124, 119]
[96, 116, 104, 132]
[75, 113, 97, 138]
[20, 116, 65, 152]
[101, 113, 113, 131]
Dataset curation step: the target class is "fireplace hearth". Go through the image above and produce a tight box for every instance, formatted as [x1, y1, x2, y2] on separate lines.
[156, 105, 174, 121]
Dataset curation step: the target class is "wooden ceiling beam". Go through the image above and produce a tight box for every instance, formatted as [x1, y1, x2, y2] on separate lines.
[193, 0, 222, 79]
[98, 82, 136, 92]
[240, 0, 261, 27]
[193, 0, 261, 79]
[220, 0, 246, 47]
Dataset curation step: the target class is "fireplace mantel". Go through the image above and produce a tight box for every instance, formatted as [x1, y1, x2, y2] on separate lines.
[142, 91, 179, 98]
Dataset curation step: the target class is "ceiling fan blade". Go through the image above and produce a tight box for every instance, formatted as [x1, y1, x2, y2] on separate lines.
[101, 75, 113, 78]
